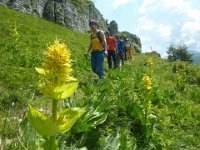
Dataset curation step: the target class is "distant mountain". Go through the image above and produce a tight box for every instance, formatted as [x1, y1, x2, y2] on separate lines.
[192, 54, 200, 65]
[187, 50, 200, 65]
[188, 50, 200, 54]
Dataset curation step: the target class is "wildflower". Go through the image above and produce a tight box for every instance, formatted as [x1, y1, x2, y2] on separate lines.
[12, 23, 19, 40]
[43, 40, 72, 81]
[37, 40, 73, 82]
[36, 40, 77, 99]
[147, 57, 153, 65]
[142, 74, 152, 90]
[147, 101, 152, 111]
[177, 73, 181, 80]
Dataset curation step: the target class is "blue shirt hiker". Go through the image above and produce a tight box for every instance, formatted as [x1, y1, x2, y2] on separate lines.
[116, 36, 125, 67]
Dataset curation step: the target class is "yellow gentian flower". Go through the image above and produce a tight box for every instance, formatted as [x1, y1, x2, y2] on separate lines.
[43, 40, 72, 81]
[147, 57, 153, 65]
[142, 74, 152, 90]
[36, 40, 78, 99]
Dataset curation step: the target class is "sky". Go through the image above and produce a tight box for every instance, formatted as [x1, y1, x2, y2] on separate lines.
[94, 0, 200, 58]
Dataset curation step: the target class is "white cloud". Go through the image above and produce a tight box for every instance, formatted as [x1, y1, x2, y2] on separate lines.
[112, 0, 135, 9]
[161, 52, 169, 58]
[163, 0, 200, 21]
[163, 0, 190, 9]
[138, 17, 155, 30]
[187, 9, 200, 21]
[139, 0, 158, 14]
[182, 22, 200, 31]
[158, 24, 172, 40]
[185, 39, 196, 45]
[180, 21, 200, 51]
[181, 21, 200, 36]
[137, 17, 171, 40]
[136, 0, 200, 55]
[95, 0, 200, 54]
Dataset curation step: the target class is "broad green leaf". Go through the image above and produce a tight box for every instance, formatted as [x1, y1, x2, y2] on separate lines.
[28, 105, 85, 136]
[56, 107, 85, 134]
[52, 81, 78, 100]
[130, 102, 145, 125]
[39, 81, 79, 100]
[100, 132, 120, 150]
[120, 130, 136, 150]
[72, 107, 107, 134]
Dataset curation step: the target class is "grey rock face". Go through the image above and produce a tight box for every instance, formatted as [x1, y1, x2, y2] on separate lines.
[0, 0, 107, 33]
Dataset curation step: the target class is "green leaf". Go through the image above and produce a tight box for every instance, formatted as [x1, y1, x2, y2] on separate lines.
[72, 107, 107, 134]
[35, 67, 46, 75]
[130, 102, 145, 125]
[28, 105, 85, 136]
[100, 132, 120, 150]
[56, 107, 86, 134]
[52, 81, 78, 100]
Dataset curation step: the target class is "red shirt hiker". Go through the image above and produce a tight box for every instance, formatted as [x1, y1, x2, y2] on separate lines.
[107, 36, 117, 51]
[106, 33, 118, 69]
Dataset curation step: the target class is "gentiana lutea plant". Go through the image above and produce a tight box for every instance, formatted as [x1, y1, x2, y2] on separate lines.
[12, 22, 19, 42]
[142, 74, 152, 124]
[28, 40, 85, 150]
[138, 58, 156, 142]
[142, 57, 154, 124]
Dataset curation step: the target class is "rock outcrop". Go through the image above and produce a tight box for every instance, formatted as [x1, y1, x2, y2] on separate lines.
[0, 0, 107, 32]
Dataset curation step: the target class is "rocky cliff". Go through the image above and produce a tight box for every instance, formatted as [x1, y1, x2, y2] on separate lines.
[0, 0, 107, 33]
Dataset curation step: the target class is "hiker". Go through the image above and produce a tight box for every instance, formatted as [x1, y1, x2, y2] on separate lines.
[123, 38, 127, 61]
[125, 39, 132, 60]
[106, 31, 118, 69]
[85, 20, 108, 79]
[116, 36, 125, 67]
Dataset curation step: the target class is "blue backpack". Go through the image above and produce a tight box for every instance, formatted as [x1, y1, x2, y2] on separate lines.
[117, 40, 124, 53]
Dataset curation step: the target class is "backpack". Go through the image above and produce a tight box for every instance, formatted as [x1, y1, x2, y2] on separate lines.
[91, 31, 106, 48]
[117, 40, 125, 53]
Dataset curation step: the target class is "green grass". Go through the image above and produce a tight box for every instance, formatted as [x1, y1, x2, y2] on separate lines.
[0, 6, 200, 150]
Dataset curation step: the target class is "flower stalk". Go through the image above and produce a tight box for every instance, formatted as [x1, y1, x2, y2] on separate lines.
[50, 99, 58, 149]
[142, 74, 152, 125]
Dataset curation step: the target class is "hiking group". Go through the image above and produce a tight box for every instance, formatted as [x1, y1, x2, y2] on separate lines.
[85, 20, 133, 79]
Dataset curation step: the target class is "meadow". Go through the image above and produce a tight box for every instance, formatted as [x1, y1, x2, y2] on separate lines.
[0, 7, 200, 150]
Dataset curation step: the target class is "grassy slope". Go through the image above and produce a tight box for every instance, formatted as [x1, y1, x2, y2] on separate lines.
[0, 7, 200, 149]
[0, 6, 90, 108]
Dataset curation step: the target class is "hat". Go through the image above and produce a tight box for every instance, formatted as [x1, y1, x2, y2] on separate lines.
[89, 20, 98, 26]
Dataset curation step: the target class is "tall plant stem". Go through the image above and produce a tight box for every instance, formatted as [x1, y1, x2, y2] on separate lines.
[144, 98, 148, 125]
[50, 99, 58, 149]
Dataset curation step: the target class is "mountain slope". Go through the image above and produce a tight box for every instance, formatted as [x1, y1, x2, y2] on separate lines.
[0, 6, 89, 108]
[0, 7, 200, 150]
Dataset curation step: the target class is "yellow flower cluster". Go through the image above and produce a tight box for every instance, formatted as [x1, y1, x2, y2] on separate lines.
[36, 40, 76, 98]
[142, 74, 152, 90]
[177, 73, 181, 80]
[13, 23, 19, 41]
[147, 57, 153, 65]
[43, 40, 72, 81]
